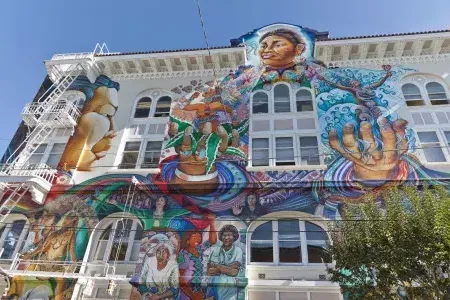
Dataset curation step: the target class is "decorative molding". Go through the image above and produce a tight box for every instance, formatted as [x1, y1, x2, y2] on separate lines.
[325, 53, 450, 67]
[107, 68, 231, 80]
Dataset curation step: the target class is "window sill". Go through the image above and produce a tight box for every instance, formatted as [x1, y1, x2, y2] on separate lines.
[246, 165, 327, 172]
[247, 264, 332, 271]
[107, 168, 160, 175]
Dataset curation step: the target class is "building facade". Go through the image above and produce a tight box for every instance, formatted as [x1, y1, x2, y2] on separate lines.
[1, 23, 450, 300]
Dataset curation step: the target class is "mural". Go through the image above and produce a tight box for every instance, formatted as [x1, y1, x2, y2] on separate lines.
[5, 23, 450, 299]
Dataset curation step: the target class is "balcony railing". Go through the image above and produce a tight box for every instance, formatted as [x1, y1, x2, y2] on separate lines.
[22, 101, 81, 128]
[0, 163, 56, 185]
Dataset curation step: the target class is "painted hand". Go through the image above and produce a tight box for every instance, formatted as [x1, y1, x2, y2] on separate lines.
[329, 118, 408, 181]
[232, 202, 243, 215]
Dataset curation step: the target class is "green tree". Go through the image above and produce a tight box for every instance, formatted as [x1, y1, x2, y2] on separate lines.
[327, 185, 450, 300]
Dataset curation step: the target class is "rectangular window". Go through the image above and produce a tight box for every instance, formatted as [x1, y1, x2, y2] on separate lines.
[278, 220, 301, 263]
[119, 141, 141, 169]
[252, 138, 269, 166]
[28, 144, 48, 167]
[417, 131, 446, 162]
[46, 143, 66, 167]
[141, 141, 163, 168]
[275, 137, 295, 166]
[299, 137, 320, 165]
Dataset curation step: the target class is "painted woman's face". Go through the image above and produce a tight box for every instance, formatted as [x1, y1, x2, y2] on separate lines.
[222, 231, 234, 248]
[156, 197, 166, 210]
[247, 194, 257, 207]
[258, 35, 304, 68]
[188, 233, 202, 247]
[156, 246, 170, 266]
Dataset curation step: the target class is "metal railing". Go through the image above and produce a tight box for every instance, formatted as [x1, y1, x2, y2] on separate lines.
[21, 101, 81, 128]
[0, 163, 57, 184]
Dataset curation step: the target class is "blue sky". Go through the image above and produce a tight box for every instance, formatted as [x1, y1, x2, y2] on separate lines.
[0, 0, 449, 155]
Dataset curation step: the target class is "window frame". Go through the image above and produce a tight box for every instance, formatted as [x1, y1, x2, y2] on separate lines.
[401, 83, 425, 107]
[249, 135, 323, 168]
[0, 215, 29, 261]
[250, 84, 315, 115]
[415, 129, 450, 164]
[131, 90, 174, 120]
[248, 217, 330, 266]
[117, 137, 165, 170]
[402, 75, 450, 108]
[90, 217, 143, 264]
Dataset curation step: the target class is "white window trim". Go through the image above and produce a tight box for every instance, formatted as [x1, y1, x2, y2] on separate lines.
[130, 89, 174, 120]
[115, 137, 165, 171]
[0, 214, 29, 261]
[415, 129, 450, 165]
[402, 74, 450, 108]
[89, 216, 142, 264]
[248, 134, 326, 170]
[247, 212, 331, 267]
[27, 130, 70, 167]
[246, 289, 344, 300]
[250, 83, 315, 115]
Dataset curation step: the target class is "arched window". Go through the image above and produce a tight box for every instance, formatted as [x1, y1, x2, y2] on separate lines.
[296, 90, 314, 112]
[402, 83, 424, 106]
[250, 219, 330, 264]
[134, 97, 152, 118]
[0, 219, 28, 259]
[252, 92, 269, 114]
[273, 84, 291, 113]
[93, 218, 143, 262]
[154, 96, 172, 117]
[426, 82, 449, 105]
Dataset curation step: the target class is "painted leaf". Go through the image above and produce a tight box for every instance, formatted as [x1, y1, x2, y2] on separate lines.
[205, 133, 221, 175]
[170, 115, 191, 132]
[165, 131, 184, 149]
[224, 147, 245, 158]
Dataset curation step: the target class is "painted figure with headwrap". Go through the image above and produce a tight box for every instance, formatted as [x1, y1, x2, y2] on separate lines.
[131, 231, 180, 300]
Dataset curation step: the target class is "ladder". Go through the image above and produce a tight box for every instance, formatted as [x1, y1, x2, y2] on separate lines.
[0, 63, 86, 222]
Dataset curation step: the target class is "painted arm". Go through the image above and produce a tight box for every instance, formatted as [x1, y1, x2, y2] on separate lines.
[209, 262, 241, 277]
[179, 269, 197, 300]
[208, 218, 217, 246]
[367, 71, 392, 89]
[321, 76, 355, 93]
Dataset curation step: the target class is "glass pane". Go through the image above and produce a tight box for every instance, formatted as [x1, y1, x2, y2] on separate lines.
[274, 85, 291, 113]
[310, 293, 341, 300]
[296, 90, 312, 101]
[28, 154, 44, 166]
[276, 137, 293, 148]
[279, 220, 300, 241]
[100, 225, 112, 240]
[134, 97, 152, 118]
[146, 141, 163, 151]
[253, 138, 269, 149]
[46, 154, 62, 167]
[251, 241, 273, 262]
[299, 137, 318, 147]
[154, 96, 172, 117]
[300, 147, 320, 165]
[130, 241, 141, 262]
[95, 240, 108, 260]
[50, 143, 66, 153]
[253, 92, 269, 114]
[252, 221, 273, 240]
[305, 222, 328, 241]
[296, 101, 313, 112]
[423, 146, 446, 162]
[280, 292, 308, 300]
[1, 221, 26, 259]
[418, 132, 439, 143]
[276, 148, 294, 161]
[252, 150, 269, 166]
[109, 243, 128, 261]
[279, 241, 301, 263]
[119, 152, 139, 169]
[34, 144, 48, 154]
[142, 152, 159, 168]
[444, 131, 450, 144]
[402, 83, 421, 96]
[124, 141, 141, 151]
[426, 82, 446, 95]
[308, 244, 331, 263]
[248, 291, 276, 300]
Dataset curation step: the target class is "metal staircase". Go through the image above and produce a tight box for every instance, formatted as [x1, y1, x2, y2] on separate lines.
[0, 63, 86, 222]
